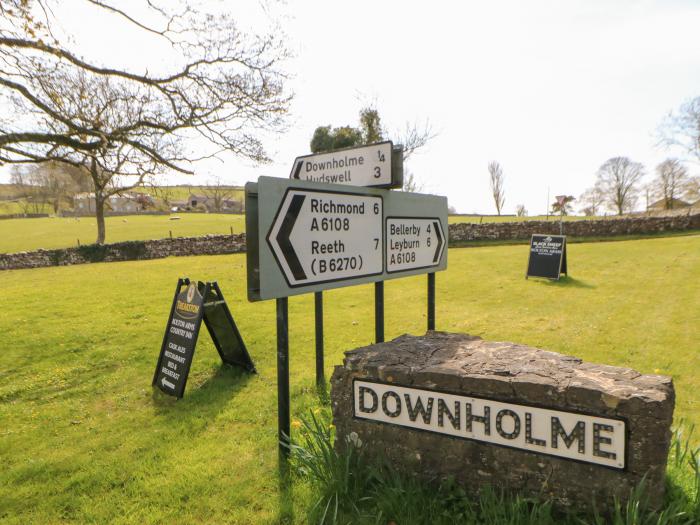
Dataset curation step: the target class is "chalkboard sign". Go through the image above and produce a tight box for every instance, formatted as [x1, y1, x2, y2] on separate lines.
[526, 234, 568, 280]
[153, 279, 255, 398]
[202, 282, 256, 373]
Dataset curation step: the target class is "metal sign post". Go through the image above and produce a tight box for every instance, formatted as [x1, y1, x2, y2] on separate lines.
[276, 297, 290, 458]
[314, 291, 324, 387]
[245, 176, 448, 459]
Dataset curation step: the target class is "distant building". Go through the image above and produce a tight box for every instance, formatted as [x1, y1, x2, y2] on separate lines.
[187, 193, 243, 212]
[73, 192, 154, 213]
[647, 198, 690, 211]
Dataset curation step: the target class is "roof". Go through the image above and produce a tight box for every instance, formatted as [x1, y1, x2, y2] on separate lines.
[648, 198, 690, 209]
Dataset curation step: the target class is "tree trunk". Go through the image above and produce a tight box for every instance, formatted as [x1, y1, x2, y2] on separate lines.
[90, 157, 107, 245]
[95, 195, 106, 244]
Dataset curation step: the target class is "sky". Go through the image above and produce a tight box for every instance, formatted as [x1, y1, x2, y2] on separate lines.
[2, 0, 700, 214]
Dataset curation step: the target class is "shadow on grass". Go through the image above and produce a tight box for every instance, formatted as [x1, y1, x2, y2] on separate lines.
[150, 363, 255, 416]
[535, 276, 596, 289]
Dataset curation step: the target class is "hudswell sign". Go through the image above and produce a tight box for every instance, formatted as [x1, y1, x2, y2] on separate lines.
[332, 332, 675, 512]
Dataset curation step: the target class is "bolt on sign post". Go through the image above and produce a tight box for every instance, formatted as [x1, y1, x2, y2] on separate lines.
[525, 234, 568, 281]
[245, 176, 447, 458]
[153, 278, 256, 398]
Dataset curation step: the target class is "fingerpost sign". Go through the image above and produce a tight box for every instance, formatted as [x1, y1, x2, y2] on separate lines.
[246, 176, 448, 460]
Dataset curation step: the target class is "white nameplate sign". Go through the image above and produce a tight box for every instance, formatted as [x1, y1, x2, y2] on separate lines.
[353, 380, 626, 469]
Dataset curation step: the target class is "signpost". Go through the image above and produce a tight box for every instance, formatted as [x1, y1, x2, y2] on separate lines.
[153, 279, 255, 398]
[526, 234, 568, 280]
[290, 141, 403, 189]
[247, 177, 447, 300]
[246, 176, 447, 457]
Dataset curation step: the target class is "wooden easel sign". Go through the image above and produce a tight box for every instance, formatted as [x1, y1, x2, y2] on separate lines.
[153, 278, 255, 398]
[525, 234, 567, 281]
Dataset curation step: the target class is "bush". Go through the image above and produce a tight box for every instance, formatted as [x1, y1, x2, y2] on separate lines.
[290, 411, 700, 525]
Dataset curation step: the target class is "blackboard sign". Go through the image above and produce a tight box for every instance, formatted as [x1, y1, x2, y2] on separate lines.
[526, 234, 568, 280]
[153, 279, 255, 398]
[202, 282, 256, 373]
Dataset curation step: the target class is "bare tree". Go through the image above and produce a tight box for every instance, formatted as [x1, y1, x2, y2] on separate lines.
[652, 159, 689, 209]
[392, 119, 436, 162]
[402, 169, 424, 193]
[516, 204, 527, 217]
[10, 165, 48, 213]
[202, 177, 238, 212]
[658, 97, 700, 164]
[148, 178, 176, 210]
[0, 1, 290, 243]
[488, 161, 505, 215]
[684, 176, 700, 203]
[578, 186, 605, 216]
[595, 157, 645, 215]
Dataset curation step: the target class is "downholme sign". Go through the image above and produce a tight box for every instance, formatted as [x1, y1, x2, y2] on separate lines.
[354, 380, 625, 469]
[332, 332, 675, 512]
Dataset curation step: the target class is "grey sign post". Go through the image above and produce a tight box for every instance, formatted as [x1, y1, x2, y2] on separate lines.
[246, 176, 447, 459]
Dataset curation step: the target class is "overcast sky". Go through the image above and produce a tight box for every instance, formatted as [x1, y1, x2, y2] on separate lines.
[2, 0, 699, 214]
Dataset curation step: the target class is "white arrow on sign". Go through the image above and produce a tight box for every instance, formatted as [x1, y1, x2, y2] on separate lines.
[161, 377, 175, 389]
[290, 141, 394, 188]
[386, 217, 445, 273]
[267, 189, 384, 287]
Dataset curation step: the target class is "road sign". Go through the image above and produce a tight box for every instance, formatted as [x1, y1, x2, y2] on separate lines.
[246, 177, 448, 301]
[268, 189, 383, 287]
[526, 234, 568, 280]
[386, 217, 445, 273]
[289, 141, 403, 189]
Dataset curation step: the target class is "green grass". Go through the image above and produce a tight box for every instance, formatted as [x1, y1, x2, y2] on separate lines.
[0, 235, 698, 523]
[0, 214, 245, 253]
[0, 200, 52, 215]
[140, 185, 244, 202]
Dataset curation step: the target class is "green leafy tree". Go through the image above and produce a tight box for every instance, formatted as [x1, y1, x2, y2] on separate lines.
[359, 107, 384, 144]
[309, 105, 435, 192]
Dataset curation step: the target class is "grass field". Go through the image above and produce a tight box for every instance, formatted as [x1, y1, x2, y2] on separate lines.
[0, 213, 610, 254]
[0, 235, 698, 523]
[0, 214, 247, 253]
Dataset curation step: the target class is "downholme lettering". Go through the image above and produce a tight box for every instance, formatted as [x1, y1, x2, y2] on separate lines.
[354, 381, 625, 468]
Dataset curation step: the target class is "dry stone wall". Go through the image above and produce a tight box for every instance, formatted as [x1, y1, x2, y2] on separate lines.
[0, 234, 246, 270]
[331, 332, 675, 513]
[449, 213, 700, 242]
[1, 213, 698, 270]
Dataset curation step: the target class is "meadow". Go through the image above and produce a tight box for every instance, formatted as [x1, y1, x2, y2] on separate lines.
[0, 213, 604, 254]
[0, 235, 698, 523]
[0, 214, 247, 253]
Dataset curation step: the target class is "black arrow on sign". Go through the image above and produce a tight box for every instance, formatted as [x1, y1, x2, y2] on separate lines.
[432, 221, 443, 263]
[277, 194, 307, 281]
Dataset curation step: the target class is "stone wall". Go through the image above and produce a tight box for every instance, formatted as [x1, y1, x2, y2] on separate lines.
[0, 213, 50, 220]
[1, 213, 698, 271]
[449, 213, 700, 242]
[331, 332, 675, 513]
[0, 234, 246, 270]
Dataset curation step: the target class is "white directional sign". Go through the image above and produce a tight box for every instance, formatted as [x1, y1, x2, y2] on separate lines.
[246, 177, 447, 301]
[290, 141, 401, 188]
[267, 190, 383, 287]
[386, 217, 445, 273]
